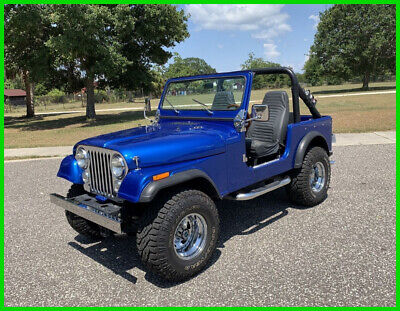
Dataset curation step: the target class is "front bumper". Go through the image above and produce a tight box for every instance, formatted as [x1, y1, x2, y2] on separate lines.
[50, 193, 122, 233]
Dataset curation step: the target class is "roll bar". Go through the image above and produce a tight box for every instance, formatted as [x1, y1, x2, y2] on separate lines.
[252, 67, 321, 123]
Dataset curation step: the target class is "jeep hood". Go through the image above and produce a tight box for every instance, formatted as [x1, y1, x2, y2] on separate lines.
[75, 121, 231, 169]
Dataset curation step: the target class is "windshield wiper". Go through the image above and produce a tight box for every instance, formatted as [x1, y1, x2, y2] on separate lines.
[192, 99, 213, 115]
[164, 98, 179, 114]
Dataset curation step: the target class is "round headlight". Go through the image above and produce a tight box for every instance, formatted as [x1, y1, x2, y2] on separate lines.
[75, 147, 89, 169]
[111, 154, 126, 179]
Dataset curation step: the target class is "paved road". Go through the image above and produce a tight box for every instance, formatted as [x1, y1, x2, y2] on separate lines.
[4, 144, 395, 307]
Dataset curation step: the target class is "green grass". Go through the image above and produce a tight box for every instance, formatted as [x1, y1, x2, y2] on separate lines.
[4, 110, 155, 148]
[4, 99, 152, 116]
[4, 81, 396, 148]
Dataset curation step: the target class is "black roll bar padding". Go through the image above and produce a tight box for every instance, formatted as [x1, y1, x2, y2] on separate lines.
[253, 67, 300, 123]
[252, 67, 321, 122]
[298, 87, 322, 119]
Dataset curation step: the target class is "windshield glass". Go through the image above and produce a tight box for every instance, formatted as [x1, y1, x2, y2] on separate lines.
[161, 77, 246, 111]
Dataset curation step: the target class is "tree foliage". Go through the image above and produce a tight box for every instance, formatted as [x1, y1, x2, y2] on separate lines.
[308, 4, 395, 89]
[303, 55, 324, 86]
[241, 53, 290, 89]
[165, 54, 216, 79]
[5, 4, 52, 117]
[45, 4, 189, 119]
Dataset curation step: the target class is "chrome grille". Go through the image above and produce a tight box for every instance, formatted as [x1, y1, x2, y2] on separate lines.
[79, 146, 126, 198]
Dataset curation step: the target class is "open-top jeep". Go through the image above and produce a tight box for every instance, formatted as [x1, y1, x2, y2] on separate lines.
[50, 68, 332, 281]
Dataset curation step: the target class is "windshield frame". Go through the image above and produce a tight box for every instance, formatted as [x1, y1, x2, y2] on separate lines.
[158, 73, 250, 119]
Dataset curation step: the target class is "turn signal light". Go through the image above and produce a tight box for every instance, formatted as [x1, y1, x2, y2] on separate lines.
[153, 172, 170, 181]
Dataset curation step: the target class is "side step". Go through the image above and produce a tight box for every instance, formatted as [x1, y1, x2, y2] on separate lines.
[227, 177, 291, 201]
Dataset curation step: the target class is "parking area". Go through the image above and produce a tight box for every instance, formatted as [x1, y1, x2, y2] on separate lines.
[4, 144, 396, 307]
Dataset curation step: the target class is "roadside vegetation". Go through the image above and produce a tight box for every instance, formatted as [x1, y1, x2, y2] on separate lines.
[4, 4, 396, 149]
[4, 81, 395, 149]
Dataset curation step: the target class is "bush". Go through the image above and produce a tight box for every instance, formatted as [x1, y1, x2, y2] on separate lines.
[45, 89, 67, 103]
[35, 83, 49, 96]
[94, 90, 109, 103]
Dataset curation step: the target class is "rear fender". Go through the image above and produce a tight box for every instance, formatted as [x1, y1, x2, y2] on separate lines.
[294, 131, 330, 168]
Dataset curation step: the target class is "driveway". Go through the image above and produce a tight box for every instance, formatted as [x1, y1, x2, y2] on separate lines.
[4, 144, 395, 306]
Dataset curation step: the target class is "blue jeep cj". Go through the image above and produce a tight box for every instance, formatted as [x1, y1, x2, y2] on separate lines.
[50, 68, 332, 281]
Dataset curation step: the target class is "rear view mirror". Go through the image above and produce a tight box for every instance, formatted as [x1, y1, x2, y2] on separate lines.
[251, 104, 269, 121]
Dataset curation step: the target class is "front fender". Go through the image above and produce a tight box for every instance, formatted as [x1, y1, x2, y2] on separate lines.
[139, 169, 220, 202]
[57, 155, 84, 184]
[117, 157, 224, 203]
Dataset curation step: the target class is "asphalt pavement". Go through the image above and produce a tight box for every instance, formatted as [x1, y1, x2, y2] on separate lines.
[4, 144, 396, 307]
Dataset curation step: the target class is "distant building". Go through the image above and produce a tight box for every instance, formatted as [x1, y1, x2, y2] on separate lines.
[5, 89, 26, 105]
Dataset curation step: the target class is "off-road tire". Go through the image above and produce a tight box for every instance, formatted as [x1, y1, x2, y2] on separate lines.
[136, 189, 219, 282]
[287, 146, 331, 206]
[65, 184, 103, 239]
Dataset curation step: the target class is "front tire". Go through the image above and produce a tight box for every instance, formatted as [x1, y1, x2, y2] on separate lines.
[65, 184, 103, 240]
[136, 189, 219, 282]
[287, 146, 331, 206]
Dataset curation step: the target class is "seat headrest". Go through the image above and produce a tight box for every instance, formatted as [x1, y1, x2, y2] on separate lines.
[212, 91, 235, 110]
[262, 91, 289, 108]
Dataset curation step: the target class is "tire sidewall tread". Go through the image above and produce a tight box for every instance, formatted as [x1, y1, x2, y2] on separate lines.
[288, 146, 331, 206]
[136, 189, 219, 281]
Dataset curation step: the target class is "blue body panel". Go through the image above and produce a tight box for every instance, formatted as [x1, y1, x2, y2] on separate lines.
[74, 121, 232, 169]
[57, 155, 84, 184]
[57, 70, 332, 204]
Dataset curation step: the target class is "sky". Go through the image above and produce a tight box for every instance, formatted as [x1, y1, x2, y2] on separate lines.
[168, 4, 332, 73]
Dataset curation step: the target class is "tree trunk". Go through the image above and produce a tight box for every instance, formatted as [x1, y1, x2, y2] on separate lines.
[85, 75, 96, 120]
[362, 72, 370, 90]
[22, 70, 34, 118]
[127, 91, 133, 103]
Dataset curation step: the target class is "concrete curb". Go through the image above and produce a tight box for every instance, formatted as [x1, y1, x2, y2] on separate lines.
[4, 131, 396, 159]
[333, 131, 396, 146]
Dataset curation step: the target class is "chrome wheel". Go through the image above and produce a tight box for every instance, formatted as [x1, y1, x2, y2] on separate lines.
[310, 161, 326, 193]
[174, 213, 207, 260]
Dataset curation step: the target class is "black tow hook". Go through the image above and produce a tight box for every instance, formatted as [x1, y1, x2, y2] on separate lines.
[99, 227, 112, 237]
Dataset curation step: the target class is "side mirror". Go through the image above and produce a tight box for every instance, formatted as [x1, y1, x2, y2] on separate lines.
[251, 104, 269, 121]
[145, 98, 151, 112]
[144, 98, 156, 124]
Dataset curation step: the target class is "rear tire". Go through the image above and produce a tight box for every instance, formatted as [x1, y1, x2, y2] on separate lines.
[136, 189, 219, 282]
[65, 184, 103, 240]
[287, 146, 331, 206]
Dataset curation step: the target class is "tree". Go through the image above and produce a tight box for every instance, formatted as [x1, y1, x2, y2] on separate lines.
[5, 4, 52, 117]
[165, 54, 216, 79]
[309, 4, 395, 89]
[241, 53, 289, 89]
[303, 55, 324, 86]
[46, 4, 189, 119]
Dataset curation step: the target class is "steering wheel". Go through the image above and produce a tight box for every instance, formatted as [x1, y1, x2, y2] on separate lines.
[227, 103, 240, 109]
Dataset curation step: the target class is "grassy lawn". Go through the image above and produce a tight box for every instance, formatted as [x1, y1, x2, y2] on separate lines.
[4, 99, 151, 116]
[4, 81, 396, 149]
[5, 110, 155, 148]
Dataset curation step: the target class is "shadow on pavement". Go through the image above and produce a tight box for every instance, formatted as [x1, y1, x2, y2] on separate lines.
[67, 188, 306, 288]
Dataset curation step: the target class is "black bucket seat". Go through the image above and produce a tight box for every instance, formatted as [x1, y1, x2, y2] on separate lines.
[246, 91, 289, 158]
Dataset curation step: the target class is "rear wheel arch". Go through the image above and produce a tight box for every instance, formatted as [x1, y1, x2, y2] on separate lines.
[294, 131, 330, 168]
